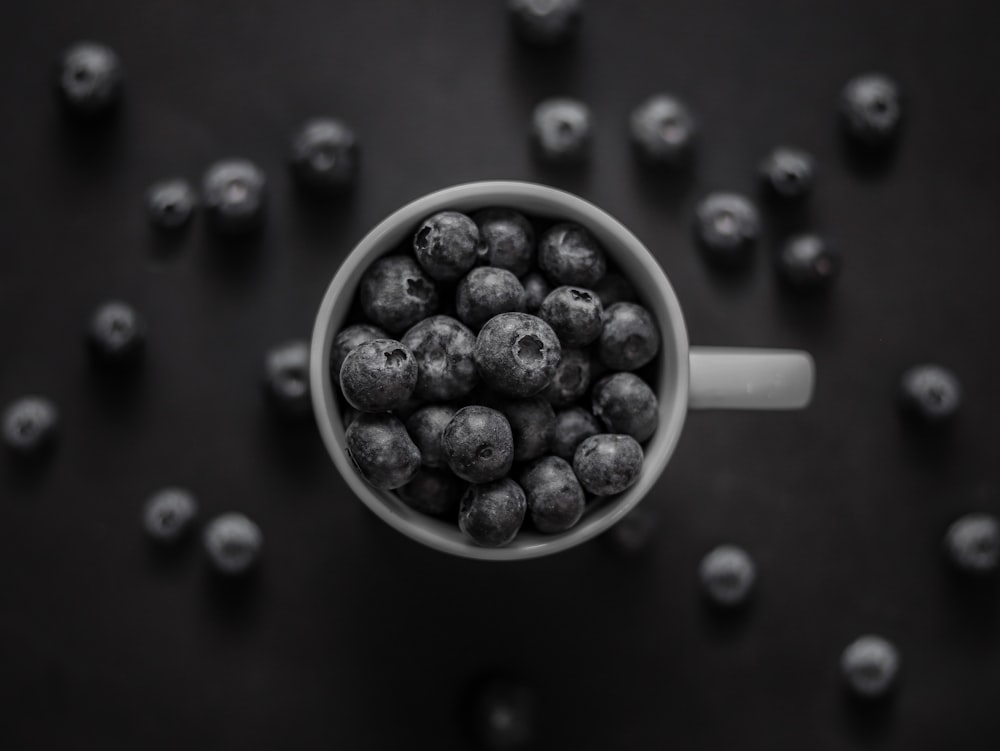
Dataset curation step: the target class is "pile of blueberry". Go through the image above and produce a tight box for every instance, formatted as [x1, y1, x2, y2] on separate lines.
[332, 209, 660, 546]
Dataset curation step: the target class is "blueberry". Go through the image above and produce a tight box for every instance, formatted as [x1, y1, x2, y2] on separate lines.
[759, 147, 815, 201]
[593, 273, 636, 308]
[56, 42, 123, 117]
[263, 340, 311, 418]
[330, 323, 389, 386]
[521, 272, 551, 314]
[841, 73, 903, 147]
[202, 159, 267, 234]
[541, 347, 591, 407]
[521, 456, 585, 533]
[289, 117, 359, 192]
[340, 339, 417, 412]
[142, 487, 198, 544]
[442, 406, 514, 483]
[343, 407, 360, 428]
[456, 268, 527, 330]
[474, 313, 561, 398]
[572, 434, 643, 496]
[146, 179, 196, 231]
[944, 513, 999, 574]
[699, 545, 756, 607]
[538, 286, 603, 346]
[203, 512, 262, 576]
[694, 192, 760, 267]
[459, 478, 527, 547]
[473, 208, 535, 276]
[360, 255, 439, 334]
[500, 398, 555, 462]
[550, 407, 602, 461]
[531, 98, 591, 165]
[508, 0, 581, 45]
[592, 372, 658, 442]
[538, 222, 606, 287]
[405, 404, 457, 468]
[466, 675, 537, 751]
[841, 635, 901, 699]
[2, 396, 59, 456]
[401, 315, 478, 400]
[598, 302, 660, 371]
[413, 211, 481, 282]
[605, 505, 659, 556]
[899, 364, 961, 423]
[629, 94, 697, 166]
[87, 300, 146, 367]
[397, 467, 465, 517]
[776, 234, 840, 289]
[346, 412, 421, 490]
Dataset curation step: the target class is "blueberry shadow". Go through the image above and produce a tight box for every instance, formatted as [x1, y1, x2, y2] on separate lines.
[258, 406, 326, 480]
[837, 132, 901, 182]
[530, 160, 592, 198]
[143, 534, 199, 575]
[942, 565, 999, 636]
[53, 99, 126, 170]
[148, 221, 196, 262]
[698, 596, 757, 642]
[457, 669, 540, 751]
[894, 410, 958, 468]
[771, 277, 839, 336]
[200, 565, 263, 628]
[197, 226, 268, 283]
[629, 153, 697, 217]
[290, 181, 361, 242]
[505, 30, 581, 98]
[839, 687, 898, 742]
[3, 445, 59, 491]
[85, 358, 146, 415]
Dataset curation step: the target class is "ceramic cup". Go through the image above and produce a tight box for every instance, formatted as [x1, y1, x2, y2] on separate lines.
[310, 181, 814, 561]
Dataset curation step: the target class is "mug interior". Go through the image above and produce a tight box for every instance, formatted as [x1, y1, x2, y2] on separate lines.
[310, 181, 690, 560]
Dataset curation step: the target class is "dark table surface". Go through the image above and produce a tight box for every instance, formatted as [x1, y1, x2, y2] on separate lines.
[2, 1, 999, 749]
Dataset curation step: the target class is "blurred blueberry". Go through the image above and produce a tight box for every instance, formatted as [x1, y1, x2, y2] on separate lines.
[2, 396, 59, 456]
[466, 675, 537, 751]
[776, 234, 840, 290]
[699, 545, 756, 607]
[629, 93, 697, 166]
[203, 512, 262, 576]
[531, 98, 591, 165]
[694, 192, 760, 268]
[146, 179, 196, 231]
[841, 635, 900, 699]
[263, 340, 311, 418]
[142, 487, 198, 544]
[202, 159, 267, 234]
[899, 364, 961, 423]
[289, 117, 359, 192]
[87, 300, 146, 367]
[56, 41, 123, 117]
[759, 147, 815, 200]
[509, 0, 582, 45]
[841, 73, 903, 148]
[944, 513, 999, 574]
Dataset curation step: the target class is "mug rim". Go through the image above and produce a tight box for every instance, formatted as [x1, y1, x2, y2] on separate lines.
[310, 180, 690, 560]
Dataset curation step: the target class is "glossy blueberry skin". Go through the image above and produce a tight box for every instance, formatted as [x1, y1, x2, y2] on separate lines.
[459, 478, 527, 547]
[538, 286, 603, 347]
[346, 412, 421, 490]
[759, 147, 815, 200]
[841, 635, 901, 699]
[573, 433, 643, 496]
[360, 255, 439, 334]
[521, 272, 551, 314]
[531, 98, 591, 165]
[500, 397, 556, 462]
[944, 513, 999, 574]
[401, 315, 478, 401]
[203, 513, 262, 576]
[550, 407, 602, 461]
[146, 179, 196, 231]
[396, 467, 465, 517]
[413, 211, 481, 282]
[777, 234, 840, 289]
[473, 208, 535, 276]
[289, 118, 359, 192]
[263, 340, 311, 418]
[592, 372, 658, 442]
[56, 42, 123, 117]
[442, 406, 514, 483]
[841, 73, 902, 147]
[87, 301, 146, 366]
[542, 347, 591, 407]
[2, 397, 59, 456]
[340, 339, 418, 412]
[466, 675, 537, 751]
[142, 487, 198, 544]
[202, 159, 267, 234]
[629, 94, 697, 165]
[593, 273, 636, 308]
[405, 404, 457, 468]
[521, 456, 585, 533]
[899, 364, 961, 423]
[508, 0, 581, 45]
[694, 192, 760, 266]
[474, 313, 561, 398]
[456, 267, 527, 330]
[598, 302, 660, 371]
[330, 323, 389, 387]
[699, 545, 756, 607]
[538, 222, 607, 287]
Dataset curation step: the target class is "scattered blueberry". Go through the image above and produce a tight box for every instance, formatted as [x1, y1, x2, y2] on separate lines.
[899, 364, 961, 423]
[541, 346, 591, 407]
[340, 339, 418, 412]
[592, 372, 658, 442]
[401, 315, 478, 401]
[473, 208, 535, 276]
[346, 412, 421, 490]
[405, 404, 457, 468]
[456, 267, 527, 330]
[841, 635, 901, 699]
[414, 211, 481, 282]
[289, 117, 359, 192]
[203, 512, 262, 576]
[2, 396, 59, 456]
[699, 545, 756, 607]
[531, 98, 591, 165]
[360, 255, 439, 334]
[593, 273, 636, 307]
[521, 456, 585, 533]
[509, 0, 581, 45]
[500, 397, 556, 462]
[572, 433, 643, 496]
[397, 467, 465, 517]
[841, 73, 903, 148]
[263, 340, 311, 418]
[550, 407, 602, 461]
[330, 323, 389, 386]
[538, 222, 606, 287]
[944, 513, 999, 574]
[87, 300, 146, 367]
[142, 487, 198, 544]
[474, 313, 561, 398]
[776, 234, 840, 289]
[521, 272, 551, 314]
[442, 406, 514, 483]
[694, 192, 760, 267]
[459, 478, 527, 547]
[466, 675, 537, 751]
[598, 302, 660, 371]
[538, 286, 603, 346]
[56, 41, 123, 117]
[605, 505, 659, 556]
[629, 93, 697, 166]
[202, 158, 267, 234]
[146, 179, 196, 231]
[759, 147, 815, 200]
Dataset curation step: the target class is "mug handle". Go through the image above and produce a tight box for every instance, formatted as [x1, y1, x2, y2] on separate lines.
[688, 347, 815, 410]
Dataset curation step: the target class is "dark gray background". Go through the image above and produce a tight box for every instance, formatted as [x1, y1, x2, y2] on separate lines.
[1, 1, 998, 748]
